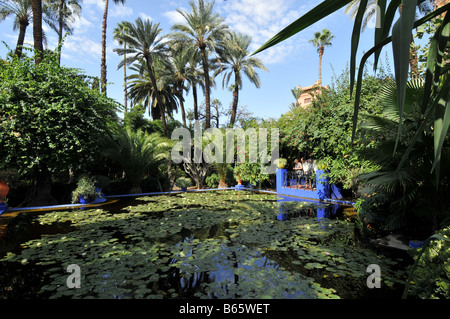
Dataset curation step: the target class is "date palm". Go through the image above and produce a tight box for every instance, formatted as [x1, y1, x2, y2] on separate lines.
[187, 49, 205, 121]
[215, 31, 267, 127]
[30, 0, 43, 63]
[126, 60, 179, 122]
[1, 0, 59, 60]
[168, 43, 209, 127]
[0, 0, 32, 58]
[113, 21, 129, 114]
[309, 28, 334, 86]
[44, 0, 82, 65]
[114, 18, 169, 137]
[100, 0, 125, 95]
[172, 0, 229, 129]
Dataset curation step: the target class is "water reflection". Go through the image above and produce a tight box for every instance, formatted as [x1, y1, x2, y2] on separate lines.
[276, 196, 342, 225]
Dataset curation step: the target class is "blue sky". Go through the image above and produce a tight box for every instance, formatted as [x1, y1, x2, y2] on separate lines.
[0, 0, 399, 122]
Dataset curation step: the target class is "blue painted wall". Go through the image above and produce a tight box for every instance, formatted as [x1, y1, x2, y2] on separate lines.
[276, 169, 343, 200]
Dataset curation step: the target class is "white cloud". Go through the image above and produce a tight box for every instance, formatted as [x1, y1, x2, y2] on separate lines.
[63, 35, 103, 62]
[163, 9, 186, 25]
[139, 12, 153, 22]
[83, 0, 104, 10]
[110, 5, 134, 18]
[68, 15, 94, 35]
[218, 0, 317, 65]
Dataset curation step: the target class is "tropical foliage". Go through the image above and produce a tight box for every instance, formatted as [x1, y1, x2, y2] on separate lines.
[113, 17, 169, 137]
[215, 31, 267, 126]
[103, 127, 172, 194]
[171, 0, 229, 129]
[0, 51, 120, 178]
[277, 67, 387, 190]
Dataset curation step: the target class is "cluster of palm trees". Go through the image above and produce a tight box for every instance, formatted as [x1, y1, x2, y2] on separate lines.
[112, 0, 268, 137]
[0, 0, 83, 63]
[1, 0, 268, 137]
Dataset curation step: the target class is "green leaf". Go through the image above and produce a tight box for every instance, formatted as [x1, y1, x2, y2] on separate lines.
[349, 0, 369, 97]
[391, 0, 418, 154]
[373, 0, 388, 71]
[397, 77, 450, 171]
[252, 0, 352, 56]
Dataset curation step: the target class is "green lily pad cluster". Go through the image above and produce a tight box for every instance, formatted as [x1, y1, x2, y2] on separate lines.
[0, 191, 406, 299]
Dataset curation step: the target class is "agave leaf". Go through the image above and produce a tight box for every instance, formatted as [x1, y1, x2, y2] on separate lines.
[352, 3, 450, 142]
[349, 0, 369, 97]
[391, 0, 418, 154]
[252, 0, 352, 56]
[432, 94, 450, 177]
[431, 12, 450, 182]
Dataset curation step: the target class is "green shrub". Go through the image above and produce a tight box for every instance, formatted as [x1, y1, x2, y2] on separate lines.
[176, 177, 192, 189]
[71, 176, 100, 203]
[206, 174, 220, 188]
[405, 226, 450, 299]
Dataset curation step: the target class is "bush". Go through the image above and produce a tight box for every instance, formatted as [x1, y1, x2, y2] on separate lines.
[0, 51, 120, 178]
[405, 226, 450, 299]
[206, 174, 220, 188]
[176, 177, 192, 189]
[71, 176, 100, 203]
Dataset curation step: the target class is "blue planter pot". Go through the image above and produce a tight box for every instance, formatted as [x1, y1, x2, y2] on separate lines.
[181, 187, 187, 192]
[79, 196, 91, 205]
[0, 202, 8, 215]
[409, 240, 425, 249]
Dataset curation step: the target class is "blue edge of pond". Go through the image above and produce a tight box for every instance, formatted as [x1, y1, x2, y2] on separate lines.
[0, 186, 356, 215]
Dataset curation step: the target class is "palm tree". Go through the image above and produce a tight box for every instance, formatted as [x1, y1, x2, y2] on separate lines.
[31, 0, 43, 64]
[172, 0, 229, 129]
[44, 0, 82, 66]
[0, 0, 32, 58]
[309, 28, 334, 86]
[113, 18, 169, 137]
[215, 31, 267, 127]
[187, 49, 205, 121]
[168, 43, 204, 128]
[345, 0, 379, 31]
[103, 127, 172, 194]
[357, 78, 448, 231]
[126, 59, 179, 122]
[113, 21, 129, 114]
[100, 0, 125, 95]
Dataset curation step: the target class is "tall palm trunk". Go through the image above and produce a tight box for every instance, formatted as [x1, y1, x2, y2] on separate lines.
[193, 84, 199, 121]
[200, 46, 211, 129]
[101, 0, 109, 95]
[177, 81, 187, 127]
[144, 56, 168, 137]
[57, 0, 64, 66]
[31, 0, 44, 64]
[15, 18, 29, 59]
[123, 41, 128, 114]
[318, 46, 324, 86]
[230, 72, 239, 127]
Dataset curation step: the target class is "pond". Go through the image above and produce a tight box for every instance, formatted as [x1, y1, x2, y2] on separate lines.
[0, 191, 410, 299]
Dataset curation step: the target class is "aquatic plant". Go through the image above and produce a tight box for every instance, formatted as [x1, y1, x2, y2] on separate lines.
[0, 191, 407, 299]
